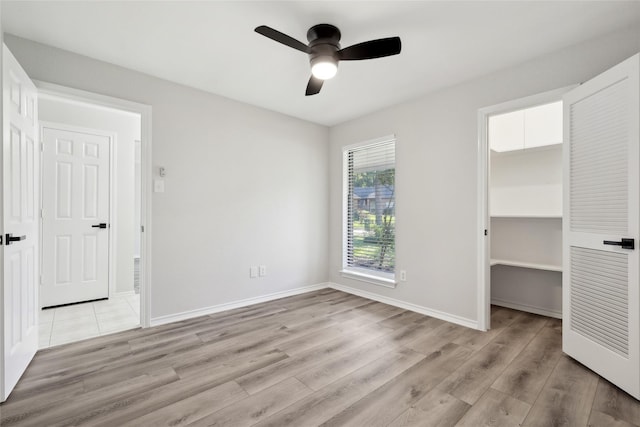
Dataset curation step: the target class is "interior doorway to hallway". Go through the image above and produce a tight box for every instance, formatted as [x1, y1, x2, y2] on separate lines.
[37, 90, 145, 348]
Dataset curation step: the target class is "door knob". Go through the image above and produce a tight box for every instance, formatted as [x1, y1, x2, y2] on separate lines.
[603, 238, 635, 250]
[5, 233, 26, 245]
[91, 223, 108, 229]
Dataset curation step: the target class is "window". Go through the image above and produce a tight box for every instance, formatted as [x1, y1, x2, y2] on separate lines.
[343, 136, 396, 285]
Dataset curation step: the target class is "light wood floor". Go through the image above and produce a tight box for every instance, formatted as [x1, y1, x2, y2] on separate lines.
[1, 289, 639, 426]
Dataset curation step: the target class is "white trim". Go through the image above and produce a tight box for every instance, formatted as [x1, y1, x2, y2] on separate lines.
[492, 297, 562, 319]
[342, 134, 396, 152]
[340, 269, 396, 288]
[477, 108, 490, 331]
[108, 130, 118, 299]
[477, 85, 576, 331]
[113, 290, 137, 297]
[150, 283, 329, 326]
[34, 80, 153, 328]
[329, 282, 478, 330]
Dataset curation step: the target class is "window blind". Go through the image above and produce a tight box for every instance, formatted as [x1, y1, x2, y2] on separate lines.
[345, 139, 396, 274]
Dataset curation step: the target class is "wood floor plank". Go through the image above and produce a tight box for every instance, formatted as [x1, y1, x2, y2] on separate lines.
[3, 367, 179, 427]
[0, 380, 85, 423]
[276, 317, 389, 356]
[79, 350, 288, 427]
[438, 313, 547, 405]
[405, 321, 469, 354]
[491, 322, 563, 404]
[235, 323, 392, 394]
[452, 306, 521, 352]
[15, 332, 202, 395]
[455, 388, 531, 427]
[129, 307, 286, 350]
[330, 301, 405, 325]
[295, 334, 401, 391]
[253, 348, 425, 427]
[387, 388, 470, 427]
[522, 355, 599, 427]
[381, 316, 446, 347]
[188, 377, 312, 427]
[377, 310, 432, 329]
[588, 410, 637, 427]
[591, 378, 640, 426]
[2, 291, 639, 427]
[121, 381, 247, 427]
[319, 343, 472, 426]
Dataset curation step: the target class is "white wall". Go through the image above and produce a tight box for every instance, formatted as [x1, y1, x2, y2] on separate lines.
[38, 97, 140, 294]
[4, 34, 329, 319]
[329, 27, 640, 326]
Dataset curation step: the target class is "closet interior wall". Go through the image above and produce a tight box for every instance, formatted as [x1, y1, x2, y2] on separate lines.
[490, 141, 563, 318]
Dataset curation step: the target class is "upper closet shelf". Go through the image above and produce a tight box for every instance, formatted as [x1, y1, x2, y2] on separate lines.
[491, 214, 562, 219]
[490, 259, 562, 272]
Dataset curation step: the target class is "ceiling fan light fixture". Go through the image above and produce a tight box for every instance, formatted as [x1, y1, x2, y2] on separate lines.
[255, 24, 401, 95]
[311, 56, 338, 80]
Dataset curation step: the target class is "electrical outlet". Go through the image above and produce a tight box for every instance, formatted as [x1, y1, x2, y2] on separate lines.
[250, 266, 258, 278]
[259, 265, 267, 277]
[400, 270, 407, 281]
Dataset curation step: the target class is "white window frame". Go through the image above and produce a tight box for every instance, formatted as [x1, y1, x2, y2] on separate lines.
[341, 135, 397, 288]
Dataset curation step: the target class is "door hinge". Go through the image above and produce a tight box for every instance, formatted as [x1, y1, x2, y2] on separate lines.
[141, 225, 145, 233]
[40, 141, 44, 152]
[484, 229, 488, 236]
[40, 209, 44, 219]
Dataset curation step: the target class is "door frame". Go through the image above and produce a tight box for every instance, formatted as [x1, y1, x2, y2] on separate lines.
[39, 121, 117, 304]
[476, 85, 576, 331]
[34, 81, 152, 328]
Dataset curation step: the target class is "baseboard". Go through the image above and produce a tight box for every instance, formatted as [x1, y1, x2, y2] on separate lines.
[150, 283, 330, 327]
[328, 282, 478, 330]
[113, 290, 136, 297]
[491, 297, 562, 319]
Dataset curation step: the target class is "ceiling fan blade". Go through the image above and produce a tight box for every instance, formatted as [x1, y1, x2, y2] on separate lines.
[338, 37, 401, 61]
[254, 25, 309, 53]
[305, 76, 323, 96]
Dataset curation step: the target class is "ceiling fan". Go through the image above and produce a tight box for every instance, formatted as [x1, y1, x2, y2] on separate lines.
[255, 24, 402, 96]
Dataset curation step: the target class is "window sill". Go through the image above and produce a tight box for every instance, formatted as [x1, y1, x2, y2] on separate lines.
[340, 269, 397, 289]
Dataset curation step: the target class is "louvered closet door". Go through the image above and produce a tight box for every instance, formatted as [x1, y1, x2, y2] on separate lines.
[563, 53, 640, 399]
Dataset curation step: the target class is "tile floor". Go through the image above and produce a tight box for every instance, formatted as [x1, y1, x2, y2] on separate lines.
[39, 293, 140, 348]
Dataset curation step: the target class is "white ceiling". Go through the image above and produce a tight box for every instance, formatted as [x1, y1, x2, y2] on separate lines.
[2, 1, 639, 126]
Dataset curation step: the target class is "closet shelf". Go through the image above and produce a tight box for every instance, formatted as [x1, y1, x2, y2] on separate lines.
[490, 259, 562, 272]
[491, 214, 562, 219]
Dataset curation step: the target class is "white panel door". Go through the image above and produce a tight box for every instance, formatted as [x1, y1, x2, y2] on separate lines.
[1, 45, 39, 402]
[41, 126, 110, 308]
[563, 54, 640, 399]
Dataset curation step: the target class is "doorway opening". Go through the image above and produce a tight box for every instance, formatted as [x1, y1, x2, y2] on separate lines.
[477, 86, 574, 330]
[35, 83, 151, 347]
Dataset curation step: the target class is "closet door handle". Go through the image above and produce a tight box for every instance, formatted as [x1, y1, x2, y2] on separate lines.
[603, 238, 634, 250]
[91, 223, 108, 229]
